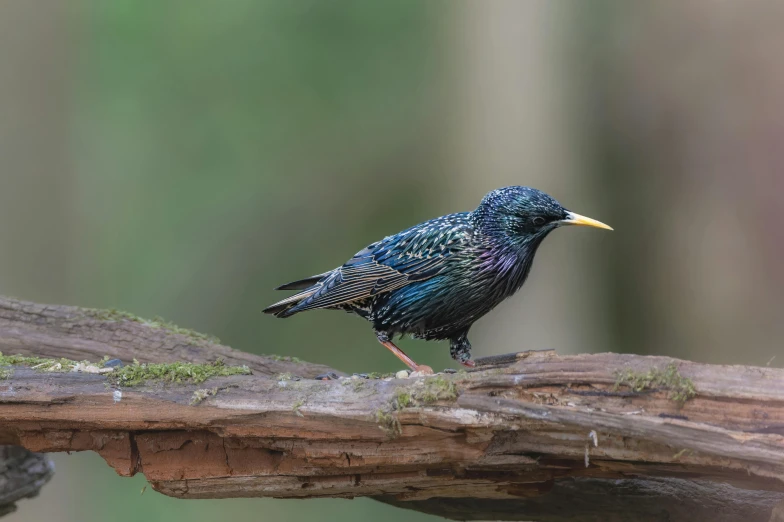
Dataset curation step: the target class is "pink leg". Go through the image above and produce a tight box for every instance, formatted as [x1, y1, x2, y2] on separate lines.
[377, 337, 433, 375]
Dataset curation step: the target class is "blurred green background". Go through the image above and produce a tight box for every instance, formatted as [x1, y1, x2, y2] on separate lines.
[2, 0, 783, 520]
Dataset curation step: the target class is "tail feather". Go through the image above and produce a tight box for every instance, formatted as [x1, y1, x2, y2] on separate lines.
[263, 288, 316, 317]
[275, 272, 329, 291]
[265, 271, 333, 317]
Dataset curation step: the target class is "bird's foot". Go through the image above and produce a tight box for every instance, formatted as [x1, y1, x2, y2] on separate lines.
[460, 359, 476, 368]
[377, 334, 434, 375]
[411, 365, 434, 376]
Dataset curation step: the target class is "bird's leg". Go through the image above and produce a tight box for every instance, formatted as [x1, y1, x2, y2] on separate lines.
[376, 332, 433, 375]
[450, 333, 476, 368]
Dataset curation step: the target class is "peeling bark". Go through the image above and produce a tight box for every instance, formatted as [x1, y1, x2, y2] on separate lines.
[0, 296, 783, 521]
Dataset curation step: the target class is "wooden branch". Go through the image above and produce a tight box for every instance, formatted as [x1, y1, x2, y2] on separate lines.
[1, 297, 784, 521]
[0, 446, 54, 517]
[0, 297, 338, 378]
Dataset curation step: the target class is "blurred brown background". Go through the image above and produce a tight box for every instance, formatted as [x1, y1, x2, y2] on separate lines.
[2, 1, 782, 521]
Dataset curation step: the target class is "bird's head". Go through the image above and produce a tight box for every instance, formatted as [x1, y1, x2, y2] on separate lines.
[472, 186, 612, 246]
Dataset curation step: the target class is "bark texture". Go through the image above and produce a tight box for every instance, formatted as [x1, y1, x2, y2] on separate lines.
[1, 296, 783, 521]
[0, 297, 337, 378]
[0, 446, 54, 518]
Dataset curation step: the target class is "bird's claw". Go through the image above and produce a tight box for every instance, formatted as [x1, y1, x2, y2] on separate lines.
[411, 364, 434, 376]
[460, 359, 476, 368]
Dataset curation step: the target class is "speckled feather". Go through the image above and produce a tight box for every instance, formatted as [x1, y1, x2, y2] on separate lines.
[264, 186, 606, 367]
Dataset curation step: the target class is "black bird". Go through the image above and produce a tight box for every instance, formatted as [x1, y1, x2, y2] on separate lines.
[264, 186, 611, 373]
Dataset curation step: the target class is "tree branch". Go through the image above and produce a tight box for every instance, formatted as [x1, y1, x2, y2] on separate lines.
[0, 296, 338, 378]
[1, 296, 783, 521]
[0, 446, 54, 518]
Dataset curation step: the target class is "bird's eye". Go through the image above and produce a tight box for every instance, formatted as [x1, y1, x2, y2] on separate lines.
[532, 217, 546, 226]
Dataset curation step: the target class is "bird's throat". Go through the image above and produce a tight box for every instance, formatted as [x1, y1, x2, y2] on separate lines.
[485, 234, 545, 299]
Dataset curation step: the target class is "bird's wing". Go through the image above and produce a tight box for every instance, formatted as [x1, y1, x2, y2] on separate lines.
[288, 214, 471, 312]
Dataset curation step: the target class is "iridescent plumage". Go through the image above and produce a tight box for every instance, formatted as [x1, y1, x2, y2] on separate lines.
[264, 186, 611, 372]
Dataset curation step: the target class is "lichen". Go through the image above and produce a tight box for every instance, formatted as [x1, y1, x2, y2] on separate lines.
[375, 408, 401, 438]
[83, 308, 221, 345]
[190, 387, 219, 405]
[0, 367, 12, 380]
[614, 363, 696, 404]
[275, 372, 293, 381]
[109, 359, 250, 387]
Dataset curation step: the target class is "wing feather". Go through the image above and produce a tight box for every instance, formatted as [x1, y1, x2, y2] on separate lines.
[286, 214, 471, 313]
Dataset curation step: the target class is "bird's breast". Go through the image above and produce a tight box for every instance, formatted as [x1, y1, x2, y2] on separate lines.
[369, 246, 533, 338]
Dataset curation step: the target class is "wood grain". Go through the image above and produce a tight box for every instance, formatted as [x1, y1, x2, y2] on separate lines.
[1, 296, 783, 521]
[0, 296, 338, 378]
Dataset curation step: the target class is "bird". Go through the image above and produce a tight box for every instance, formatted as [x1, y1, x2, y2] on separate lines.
[264, 186, 612, 374]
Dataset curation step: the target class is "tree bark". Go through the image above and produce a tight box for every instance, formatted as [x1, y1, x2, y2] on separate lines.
[0, 446, 54, 518]
[1, 296, 783, 521]
[0, 297, 337, 378]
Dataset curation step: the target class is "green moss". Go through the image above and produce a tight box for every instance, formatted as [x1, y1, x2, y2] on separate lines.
[85, 308, 142, 323]
[375, 408, 401, 438]
[374, 374, 460, 438]
[1, 353, 59, 367]
[614, 363, 697, 404]
[419, 375, 458, 403]
[366, 372, 396, 380]
[0, 352, 86, 373]
[266, 354, 302, 363]
[292, 398, 304, 412]
[391, 375, 458, 410]
[0, 367, 12, 380]
[394, 390, 412, 409]
[84, 308, 220, 345]
[275, 372, 293, 381]
[0, 351, 250, 388]
[109, 359, 250, 387]
[190, 387, 219, 405]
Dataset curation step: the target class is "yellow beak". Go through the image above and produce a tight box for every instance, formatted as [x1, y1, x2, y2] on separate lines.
[561, 211, 613, 231]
